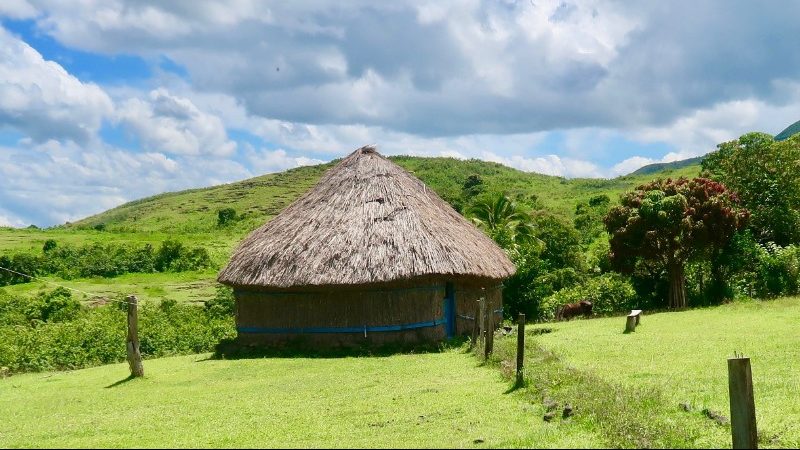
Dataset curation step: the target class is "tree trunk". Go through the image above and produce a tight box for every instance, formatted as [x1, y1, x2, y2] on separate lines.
[668, 263, 687, 309]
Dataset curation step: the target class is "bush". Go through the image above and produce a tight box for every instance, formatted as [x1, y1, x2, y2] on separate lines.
[217, 208, 237, 227]
[37, 287, 82, 323]
[1, 240, 212, 288]
[752, 243, 800, 298]
[0, 288, 236, 374]
[540, 273, 637, 321]
[205, 285, 235, 318]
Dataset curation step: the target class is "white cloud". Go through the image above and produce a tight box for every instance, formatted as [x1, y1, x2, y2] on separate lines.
[0, 0, 38, 19]
[243, 145, 324, 175]
[0, 139, 251, 226]
[0, 26, 113, 143]
[116, 88, 236, 156]
[481, 151, 604, 178]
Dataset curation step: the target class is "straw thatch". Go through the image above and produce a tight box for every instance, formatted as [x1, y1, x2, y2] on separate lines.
[218, 145, 515, 289]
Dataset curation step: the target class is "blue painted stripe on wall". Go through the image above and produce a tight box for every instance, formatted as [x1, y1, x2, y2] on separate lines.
[238, 318, 445, 334]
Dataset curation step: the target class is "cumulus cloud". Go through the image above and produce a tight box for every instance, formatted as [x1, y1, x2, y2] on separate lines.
[0, 26, 113, 143]
[13, 0, 800, 139]
[4, 1, 800, 225]
[243, 145, 325, 175]
[0, 139, 252, 227]
[116, 88, 236, 156]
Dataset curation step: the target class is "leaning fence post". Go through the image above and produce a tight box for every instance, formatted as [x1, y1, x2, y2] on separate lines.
[126, 295, 144, 377]
[728, 355, 757, 449]
[516, 313, 525, 385]
[478, 296, 486, 353]
[484, 296, 494, 358]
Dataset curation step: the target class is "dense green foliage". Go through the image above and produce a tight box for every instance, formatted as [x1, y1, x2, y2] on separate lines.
[217, 208, 238, 227]
[0, 287, 235, 374]
[604, 178, 748, 308]
[0, 240, 212, 287]
[703, 132, 800, 245]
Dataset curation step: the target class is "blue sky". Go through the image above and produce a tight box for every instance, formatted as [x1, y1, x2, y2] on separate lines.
[1, 1, 799, 227]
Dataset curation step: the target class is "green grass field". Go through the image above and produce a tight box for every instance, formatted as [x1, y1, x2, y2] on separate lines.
[0, 350, 602, 449]
[496, 297, 800, 448]
[4, 298, 799, 448]
[2, 270, 218, 305]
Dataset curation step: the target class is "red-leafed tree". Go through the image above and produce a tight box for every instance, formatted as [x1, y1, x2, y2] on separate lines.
[604, 178, 749, 309]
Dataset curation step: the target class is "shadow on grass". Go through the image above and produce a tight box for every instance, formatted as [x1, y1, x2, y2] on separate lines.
[104, 374, 139, 388]
[206, 336, 470, 361]
[503, 378, 526, 394]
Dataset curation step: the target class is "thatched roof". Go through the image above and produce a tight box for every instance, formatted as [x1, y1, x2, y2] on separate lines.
[218, 145, 515, 289]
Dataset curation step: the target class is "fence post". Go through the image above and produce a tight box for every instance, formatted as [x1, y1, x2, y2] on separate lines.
[728, 355, 757, 449]
[516, 313, 525, 385]
[484, 297, 494, 358]
[470, 300, 480, 349]
[126, 295, 144, 378]
[478, 296, 486, 353]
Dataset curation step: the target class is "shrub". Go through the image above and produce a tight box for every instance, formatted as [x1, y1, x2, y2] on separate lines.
[0, 288, 236, 374]
[42, 239, 57, 253]
[540, 273, 637, 321]
[205, 285, 235, 318]
[217, 208, 237, 227]
[37, 287, 82, 323]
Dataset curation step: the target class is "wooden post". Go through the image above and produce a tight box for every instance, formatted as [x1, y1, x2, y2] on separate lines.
[625, 315, 637, 333]
[484, 297, 494, 358]
[470, 301, 480, 348]
[478, 296, 486, 353]
[728, 356, 757, 449]
[516, 313, 525, 385]
[126, 295, 144, 377]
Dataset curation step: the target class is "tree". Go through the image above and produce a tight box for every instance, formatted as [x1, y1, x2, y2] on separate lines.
[42, 239, 57, 253]
[702, 132, 800, 245]
[461, 174, 485, 200]
[574, 194, 611, 244]
[604, 178, 748, 309]
[217, 208, 237, 227]
[469, 193, 534, 249]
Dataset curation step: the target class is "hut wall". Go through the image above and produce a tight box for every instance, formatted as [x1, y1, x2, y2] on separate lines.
[454, 282, 503, 336]
[234, 279, 503, 347]
[234, 283, 447, 347]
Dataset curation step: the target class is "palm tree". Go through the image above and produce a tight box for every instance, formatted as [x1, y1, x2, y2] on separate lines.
[469, 193, 535, 249]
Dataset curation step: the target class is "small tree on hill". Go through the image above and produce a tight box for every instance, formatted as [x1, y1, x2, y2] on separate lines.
[462, 174, 485, 200]
[604, 178, 748, 309]
[217, 208, 237, 227]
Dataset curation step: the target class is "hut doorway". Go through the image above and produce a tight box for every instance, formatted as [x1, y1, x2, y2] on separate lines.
[444, 282, 455, 338]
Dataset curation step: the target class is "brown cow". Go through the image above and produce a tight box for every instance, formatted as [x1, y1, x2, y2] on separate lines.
[556, 300, 593, 321]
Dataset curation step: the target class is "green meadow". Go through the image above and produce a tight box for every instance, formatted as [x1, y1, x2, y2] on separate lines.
[491, 296, 800, 448]
[0, 350, 601, 449]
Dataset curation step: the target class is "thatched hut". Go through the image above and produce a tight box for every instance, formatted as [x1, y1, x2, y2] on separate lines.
[218, 145, 515, 347]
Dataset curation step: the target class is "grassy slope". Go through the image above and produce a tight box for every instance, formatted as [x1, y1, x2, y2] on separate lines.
[520, 297, 800, 448]
[66, 157, 702, 235]
[0, 350, 602, 448]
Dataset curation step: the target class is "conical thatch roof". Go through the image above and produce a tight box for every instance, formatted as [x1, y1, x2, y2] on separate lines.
[218, 145, 515, 289]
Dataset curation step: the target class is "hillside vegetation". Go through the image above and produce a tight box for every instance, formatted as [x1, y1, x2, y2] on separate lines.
[65, 156, 701, 235]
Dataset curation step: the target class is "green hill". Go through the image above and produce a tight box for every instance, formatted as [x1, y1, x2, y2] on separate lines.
[776, 119, 800, 141]
[629, 156, 705, 176]
[68, 156, 702, 235]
